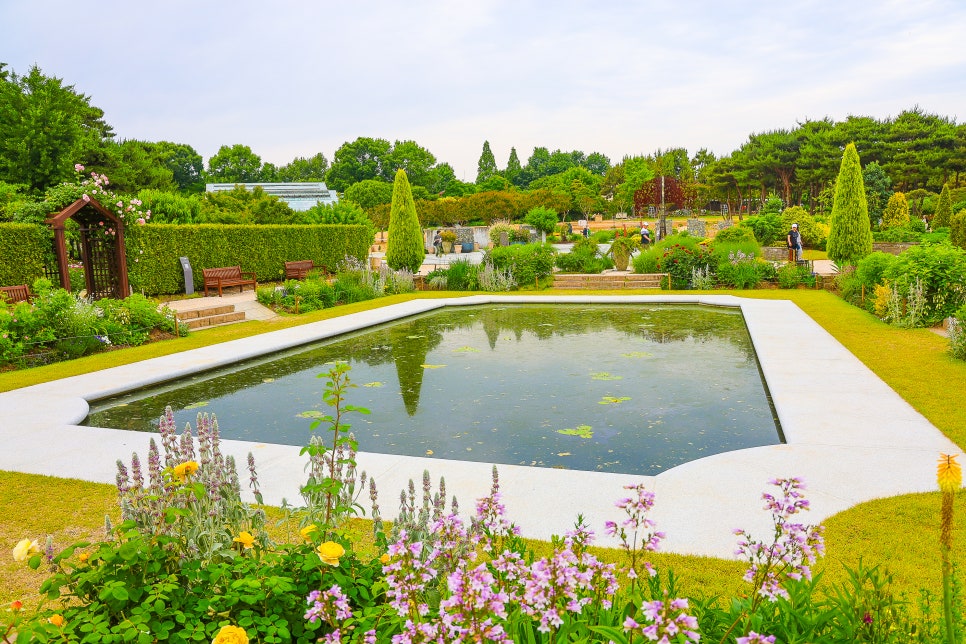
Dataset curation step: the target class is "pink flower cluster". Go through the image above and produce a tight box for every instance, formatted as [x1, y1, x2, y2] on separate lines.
[734, 477, 825, 601]
[623, 597, 700, 643]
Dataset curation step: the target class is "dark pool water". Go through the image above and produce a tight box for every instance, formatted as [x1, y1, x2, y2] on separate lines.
[84, 304, 782, 475]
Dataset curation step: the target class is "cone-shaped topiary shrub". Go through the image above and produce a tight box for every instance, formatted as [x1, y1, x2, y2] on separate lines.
[385, 169, 424, 273]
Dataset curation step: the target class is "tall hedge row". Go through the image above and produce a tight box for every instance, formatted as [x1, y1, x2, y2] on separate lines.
[125, 224, 371, 295]
[0, 224, 51, 287]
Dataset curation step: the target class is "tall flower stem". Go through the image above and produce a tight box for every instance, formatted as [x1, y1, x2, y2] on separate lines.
[938, 453, 961, 644]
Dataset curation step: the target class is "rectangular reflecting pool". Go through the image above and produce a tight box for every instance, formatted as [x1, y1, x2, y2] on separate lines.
[84, 304, 782, 475]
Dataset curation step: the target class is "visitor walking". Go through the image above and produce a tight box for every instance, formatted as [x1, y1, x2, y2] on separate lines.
[640, 222, 652, 245]
[787, 223, 802, 261]
[433, 230, 443, 256]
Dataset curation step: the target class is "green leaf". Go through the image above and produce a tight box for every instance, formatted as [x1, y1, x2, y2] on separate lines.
[183, 401, 208, 410]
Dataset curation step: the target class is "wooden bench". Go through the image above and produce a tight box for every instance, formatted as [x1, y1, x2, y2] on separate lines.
[0, 284, 31, 304]
[202, 266, 257, 297]
[284, 260, 314, 280]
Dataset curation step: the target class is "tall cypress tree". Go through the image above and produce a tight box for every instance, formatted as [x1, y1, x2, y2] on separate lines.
[827, 143, 873, 266]
[505, 147, 522, 186]
[933, 183, 953, 228]
[385, 169, 424, 273]
[476, 141, 497, 184]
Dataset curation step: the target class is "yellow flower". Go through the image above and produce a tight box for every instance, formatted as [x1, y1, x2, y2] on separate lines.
[48, 614, 65, 627]
[12, 538, 40, 562]
[211, 624, 249, 644]
[299, 524, 318, 543]
[379, 553, 391, 565]
[78, 552, 89, 563]
[938, 453, 962, 493]
[232, 531, 255, 550]
[316, 541, 345, 567]
[173, 460, 200, 482]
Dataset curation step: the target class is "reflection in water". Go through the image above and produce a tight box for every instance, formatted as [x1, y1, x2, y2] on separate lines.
[85, 304, 781, 475]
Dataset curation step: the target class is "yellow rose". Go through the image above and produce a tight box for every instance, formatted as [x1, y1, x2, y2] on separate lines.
[173, 461, 200, 482]
[211, 624, 249, 644]
[48, 614, 65, 627]
[316, 541, 345, 567]
[379, 553, 391, 565]
[299, 524, 318, 543]
[232, 531, 255, 550]
[78, 552, 89, 563]
[12, 538, 40, 562]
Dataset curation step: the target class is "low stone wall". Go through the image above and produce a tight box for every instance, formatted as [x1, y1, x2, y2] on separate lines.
[872, 242, 917, 255]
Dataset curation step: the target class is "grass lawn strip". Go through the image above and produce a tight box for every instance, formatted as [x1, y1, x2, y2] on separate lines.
[2, 290, 965, 611]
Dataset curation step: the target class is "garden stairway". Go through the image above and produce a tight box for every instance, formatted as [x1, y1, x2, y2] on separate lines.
[551, 272, 669, 290]
[175, 304, 246, 330]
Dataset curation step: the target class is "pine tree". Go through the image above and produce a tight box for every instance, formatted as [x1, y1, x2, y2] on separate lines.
[505, 147, 522, 186]
[933, 183, 952, 228]
[476, 141, 497, 184]
[880, 192, 910, 229]
[385, 169, 424, 273]
[826, 143, 873, 266]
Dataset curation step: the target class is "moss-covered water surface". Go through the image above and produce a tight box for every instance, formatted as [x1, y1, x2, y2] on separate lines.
[84, 304, 781, 474]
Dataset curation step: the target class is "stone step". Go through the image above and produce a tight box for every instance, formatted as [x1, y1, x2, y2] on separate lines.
[175, 305, 235, 320]
[175, 305, 247, 329]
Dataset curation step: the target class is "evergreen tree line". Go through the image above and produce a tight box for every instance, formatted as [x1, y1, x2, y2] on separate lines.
[2, 62, 966, 225]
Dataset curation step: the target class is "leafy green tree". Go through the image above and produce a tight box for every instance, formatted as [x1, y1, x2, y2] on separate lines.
[613, 157, 655, 217]
[276, 153, 329, 182]
[198, 185, 294, 224]
[300, 200, 375, 242]
[344, 179, 393, 214]
[827, 143, 873, 266]
[385, 169, 424, 272]
[476, 141, 498, 184]
[385, 140, 437, 189]
[157, 141, 204, 192]
[862, 162, 892, 224]
[91, 140, 177, 193]
[583, 152, 611, 176]
[524, 206, 559, 241]
[0, 64, 113, 192]
[206, 144, 265, 183]
[136, 189, 202, 224]
[881, 192, 910, 229]
[505, 147, 522, 186]
[933, 183, 953, 228]
[325, 137, 392, 192]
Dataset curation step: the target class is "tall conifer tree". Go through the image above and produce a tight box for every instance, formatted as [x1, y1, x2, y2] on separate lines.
[933, 183, 953, 228]
[505, 147, 522, 186]
[880, 192, 910, 229]
[827, 143, 873, 266]
[385, 169, 424, 273]
[476, 141, 498, 184]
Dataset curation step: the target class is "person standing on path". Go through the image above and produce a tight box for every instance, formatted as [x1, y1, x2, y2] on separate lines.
[787, 223, 802, 261]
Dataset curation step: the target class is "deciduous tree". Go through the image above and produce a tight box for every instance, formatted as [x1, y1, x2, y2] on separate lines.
[206, 144, 265, 183]
[827, 143, 873, 266]
[325, 137, 392, 192]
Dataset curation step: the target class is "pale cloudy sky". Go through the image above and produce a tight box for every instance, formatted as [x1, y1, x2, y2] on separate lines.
[3, 0, 966, 181]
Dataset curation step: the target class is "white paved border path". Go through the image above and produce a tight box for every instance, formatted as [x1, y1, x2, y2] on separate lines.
[0, 295, 957, 558]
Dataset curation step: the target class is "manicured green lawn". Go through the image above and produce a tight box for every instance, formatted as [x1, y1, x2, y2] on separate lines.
[3, 289, 965, 610]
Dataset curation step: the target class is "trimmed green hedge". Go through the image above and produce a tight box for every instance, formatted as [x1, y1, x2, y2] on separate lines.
[0, 224, 51, 287]
[125, 224, 371, 295]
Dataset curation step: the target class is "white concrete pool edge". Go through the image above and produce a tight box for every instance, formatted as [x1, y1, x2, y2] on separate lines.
[1, 294, 958, 559]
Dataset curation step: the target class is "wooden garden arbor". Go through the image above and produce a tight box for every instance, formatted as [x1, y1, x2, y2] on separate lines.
[46, 197, 129, 300]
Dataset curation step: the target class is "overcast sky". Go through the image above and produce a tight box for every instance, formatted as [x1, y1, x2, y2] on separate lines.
[3, 0, 966, 182]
